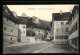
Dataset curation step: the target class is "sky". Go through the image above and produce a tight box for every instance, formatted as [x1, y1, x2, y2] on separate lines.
[7, 4, 75, 21]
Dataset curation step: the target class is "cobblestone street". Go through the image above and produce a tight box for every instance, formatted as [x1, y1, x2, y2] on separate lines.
[3, 41, 77, 54]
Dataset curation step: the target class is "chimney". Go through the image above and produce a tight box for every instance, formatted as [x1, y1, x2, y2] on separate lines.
[60, 10, 62, 14]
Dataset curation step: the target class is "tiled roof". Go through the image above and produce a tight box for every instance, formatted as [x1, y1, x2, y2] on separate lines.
[52, 12, 70, 21]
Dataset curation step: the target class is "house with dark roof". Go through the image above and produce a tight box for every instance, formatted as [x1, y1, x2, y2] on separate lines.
[17, 16, 28, 42]
[3, 5, 19, 44]
[51, 11, 70, 44]
[68, 5, 79, 51]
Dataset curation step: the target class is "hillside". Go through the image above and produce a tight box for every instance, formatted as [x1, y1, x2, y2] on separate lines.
[17, 16, 51, 31]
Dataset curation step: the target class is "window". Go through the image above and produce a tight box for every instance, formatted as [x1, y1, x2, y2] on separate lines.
[23, 26, 25, 28]
[71, 39, 73, 44]
[64, 36, 68, 39]
[7, 19, 8, 21]
[4, 27, 6, 30]
[23, 31, 25, 34]
[61, 22, 64, 25]
[59, 36, 62, 39]
[57, 29, 58, 32]
[11, 29, 13, 32]
[66, 22, 68, 24]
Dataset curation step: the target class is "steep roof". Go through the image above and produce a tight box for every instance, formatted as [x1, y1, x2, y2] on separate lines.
[52, 12, 70, 21]
[3, 5, 18, 23]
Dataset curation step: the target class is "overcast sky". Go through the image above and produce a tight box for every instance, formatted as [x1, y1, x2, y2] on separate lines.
[7, 4, 75, 21]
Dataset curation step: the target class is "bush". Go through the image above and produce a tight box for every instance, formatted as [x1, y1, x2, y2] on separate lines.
[27, 30, 35, 36]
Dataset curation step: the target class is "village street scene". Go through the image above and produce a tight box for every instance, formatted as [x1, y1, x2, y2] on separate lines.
[3, 4, 79, 54]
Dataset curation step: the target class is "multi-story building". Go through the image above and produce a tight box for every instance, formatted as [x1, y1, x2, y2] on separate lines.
[19, 24, 27, 42]
[18, 17, 27, 42]
[3, 5, 18, 44]
[68, 5, 79, 49]
[52, 11, 70, 44]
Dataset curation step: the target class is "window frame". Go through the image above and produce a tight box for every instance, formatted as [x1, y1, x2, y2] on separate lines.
[4, 27, 7, 30]
[11, 29, 13, 32]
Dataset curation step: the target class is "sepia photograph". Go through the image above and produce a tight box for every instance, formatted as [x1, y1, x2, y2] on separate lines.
[3, 4, 79, 54]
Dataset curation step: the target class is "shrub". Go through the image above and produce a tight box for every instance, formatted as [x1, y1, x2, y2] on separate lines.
[27, 29, 35, 36]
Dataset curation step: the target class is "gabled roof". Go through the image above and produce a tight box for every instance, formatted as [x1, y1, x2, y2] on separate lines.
[3, 5, 18, 23]
[52, 12, 70, 21]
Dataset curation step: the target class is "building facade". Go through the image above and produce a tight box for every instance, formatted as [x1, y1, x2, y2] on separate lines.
[3, 5, 18, 44]
[68, 5, 79, 49]
[19, 24, 27, 42]
[18, 17, 27, 42]
[52, 11, 70, 44]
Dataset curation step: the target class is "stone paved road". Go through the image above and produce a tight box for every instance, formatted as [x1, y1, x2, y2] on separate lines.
[38, 44, 76, 53]
[3, 41, 51, 54]
[3, 41, 77, 54]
